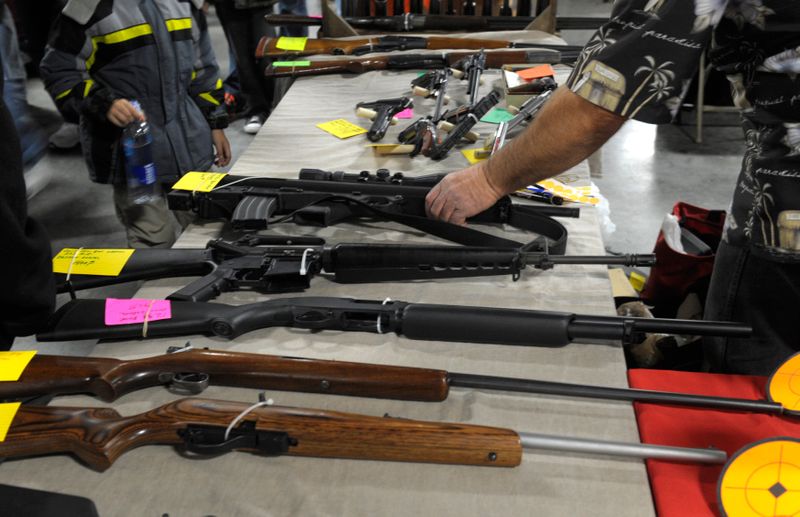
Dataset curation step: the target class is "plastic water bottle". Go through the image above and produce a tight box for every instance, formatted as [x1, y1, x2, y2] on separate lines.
[122, 100, 157, 204]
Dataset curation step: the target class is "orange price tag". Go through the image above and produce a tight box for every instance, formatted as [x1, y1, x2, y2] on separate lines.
[517, 64, 556, 81]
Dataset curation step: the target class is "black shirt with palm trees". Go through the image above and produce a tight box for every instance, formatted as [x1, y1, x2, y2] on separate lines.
[567, 0, 800, 259]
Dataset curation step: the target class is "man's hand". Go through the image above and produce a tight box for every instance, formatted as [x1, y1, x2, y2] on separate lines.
[425, 162, 504, 225]
[212, 129, 232, 167]
[107, 99, 144, 127]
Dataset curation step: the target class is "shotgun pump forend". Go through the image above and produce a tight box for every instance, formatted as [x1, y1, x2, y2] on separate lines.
[54, 235, 657, 302]
[37, 296, 752, 346]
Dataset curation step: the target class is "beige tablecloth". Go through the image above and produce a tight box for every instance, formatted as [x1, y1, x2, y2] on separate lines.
[0, 39, 655, 516]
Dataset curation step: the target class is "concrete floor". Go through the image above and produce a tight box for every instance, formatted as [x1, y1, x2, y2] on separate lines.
[20, 0, 745, 274]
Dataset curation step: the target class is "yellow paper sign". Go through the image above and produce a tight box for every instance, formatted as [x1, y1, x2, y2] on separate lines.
[366, 143, 414, 155]
[461, 148, 489, 165]
[171, 171, 228, 192]
[276, 37, 308, 51]
[0, 351, 36, 382]
[53, 248, 135, 276]
[0, 402, 21, 442]
[316, 119, 367, 139]
[537, 178, 600, 205]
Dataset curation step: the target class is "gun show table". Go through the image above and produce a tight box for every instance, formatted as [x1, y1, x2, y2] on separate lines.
[2, 34, 656, 516]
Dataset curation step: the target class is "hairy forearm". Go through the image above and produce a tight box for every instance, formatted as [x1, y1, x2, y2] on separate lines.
[483, 86, 626, 194]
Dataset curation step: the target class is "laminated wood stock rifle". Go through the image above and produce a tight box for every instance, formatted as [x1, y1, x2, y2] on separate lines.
[0, 398, 725, 471]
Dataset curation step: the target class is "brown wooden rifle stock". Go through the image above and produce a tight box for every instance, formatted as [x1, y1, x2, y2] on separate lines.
[263, 48, 573, 78]
[257, 34, 554, 58]
[1, 398, 521, 471]
[2, 348, 783, 417]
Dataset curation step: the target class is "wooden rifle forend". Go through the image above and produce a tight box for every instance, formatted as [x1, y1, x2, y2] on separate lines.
[0, 349, 451, 403]
[0, 398, 522, 471]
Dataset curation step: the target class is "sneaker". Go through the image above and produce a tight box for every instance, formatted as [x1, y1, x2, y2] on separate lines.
[243, 114, 267, 135]
[49, 122, 80, 151]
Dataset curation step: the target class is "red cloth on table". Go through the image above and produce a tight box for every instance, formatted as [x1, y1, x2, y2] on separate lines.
[628, 369, 800, 516]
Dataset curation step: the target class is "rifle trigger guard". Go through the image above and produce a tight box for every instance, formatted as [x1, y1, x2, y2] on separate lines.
[179, 422, 294, 456]
[165, 372, 211, 395]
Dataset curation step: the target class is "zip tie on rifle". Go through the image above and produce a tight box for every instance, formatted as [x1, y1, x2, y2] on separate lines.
[299, 248, 314, 276]
[142, 299, 156, 339]
[376, 297, 392, 334]
[224, 395, 275, 441]
[64, 247, 83, 300]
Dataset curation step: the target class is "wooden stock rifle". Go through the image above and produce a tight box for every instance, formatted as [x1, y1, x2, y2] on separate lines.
[0, 348, 790, 419]
[0, 397, 725, 471]
[264, 14, 607, 32]
[263, 48, 579, 78]
[256, 34, 580, 58]
[36, 296, 752, 345]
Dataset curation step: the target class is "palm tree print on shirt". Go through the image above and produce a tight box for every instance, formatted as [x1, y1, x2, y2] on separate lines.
[751, 178, 776, 246]
[693, 0, 729, 32]
[620, 56, 675, 116]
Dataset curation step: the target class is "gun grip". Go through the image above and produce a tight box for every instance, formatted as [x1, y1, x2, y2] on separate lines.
[231, 196, 278, 230]
[168, 270, 231, 302]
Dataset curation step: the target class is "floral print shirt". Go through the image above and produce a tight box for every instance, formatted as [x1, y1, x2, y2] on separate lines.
[567, 0, 800, 259]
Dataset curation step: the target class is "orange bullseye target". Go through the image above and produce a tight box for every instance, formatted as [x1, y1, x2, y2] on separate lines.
[718, 438, 800, 517]
[767, 353, 800, 412]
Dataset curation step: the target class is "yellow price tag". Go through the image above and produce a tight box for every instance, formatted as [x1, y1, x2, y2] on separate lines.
[461, 148, 489, 165]
[171, 171, 228, 192]
[629, 271, 646, 292]
[0, 402, 20, 442]
[276, 37, 308, 51]
[316, 119, 367, 139]
[0, 351, 36, 382]
[53, 248, 135, 276]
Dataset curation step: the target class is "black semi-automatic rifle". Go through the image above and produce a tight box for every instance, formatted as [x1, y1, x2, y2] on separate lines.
[264, 14, 607, 32]
[263, 48, 580, 78]
[165, 169, 579, 253]
[38, 296, 752, 345]
[256, 34, 579, 58]
[2, 348, 788, 419]
[55, 235, 655, 302]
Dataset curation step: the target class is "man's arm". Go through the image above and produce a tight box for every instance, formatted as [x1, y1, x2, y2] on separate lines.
[426, 86, 625, 225]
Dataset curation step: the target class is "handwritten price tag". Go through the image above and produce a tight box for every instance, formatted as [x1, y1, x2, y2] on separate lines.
[316, 119, 367, 139]
[53, 248, 134, 276]
[276, 37, 308, 51]
[171, 172, 227, 192]
[0, 351, 36, 382]
[105, 299, 172, 326]
[0, 402, 21, 442]
[272, 61, 311, 68]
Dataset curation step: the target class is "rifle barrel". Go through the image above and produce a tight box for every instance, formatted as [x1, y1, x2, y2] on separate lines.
[518, 433, 727, 463]
[448, 373, 784, 415]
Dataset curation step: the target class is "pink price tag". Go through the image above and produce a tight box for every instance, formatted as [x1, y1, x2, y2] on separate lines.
[104, 299, 172, 326]
[396, 108, 414, 119]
